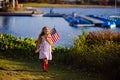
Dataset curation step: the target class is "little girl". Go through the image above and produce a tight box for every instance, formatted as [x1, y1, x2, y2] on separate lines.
[35, 26, 53, 72]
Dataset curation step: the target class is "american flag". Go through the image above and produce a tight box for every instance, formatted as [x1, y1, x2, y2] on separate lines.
[50, 28, 60, 43]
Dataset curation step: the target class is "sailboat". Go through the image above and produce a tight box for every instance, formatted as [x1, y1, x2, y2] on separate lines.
[110, 0, 120, 18]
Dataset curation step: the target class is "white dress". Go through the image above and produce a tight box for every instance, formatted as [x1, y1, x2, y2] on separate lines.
[39, 36, 52, 60]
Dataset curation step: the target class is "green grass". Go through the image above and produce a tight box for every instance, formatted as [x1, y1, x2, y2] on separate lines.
[23, 3, 113, 8]
[0, 58, 102, 80]
[23, 3, 82, 8]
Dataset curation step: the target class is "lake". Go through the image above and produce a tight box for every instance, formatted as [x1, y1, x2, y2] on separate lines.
[0, 8, 120, 48]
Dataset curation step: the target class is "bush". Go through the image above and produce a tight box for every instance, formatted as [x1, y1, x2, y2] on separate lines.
[0, 33, 37, 60]
[87, 30, 120, 44]
[52, 30, 120, 80]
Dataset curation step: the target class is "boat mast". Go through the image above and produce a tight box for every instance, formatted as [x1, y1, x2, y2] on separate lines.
[115, 0, 117, 15]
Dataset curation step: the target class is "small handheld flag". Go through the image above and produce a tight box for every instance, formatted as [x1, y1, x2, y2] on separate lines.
[50, 28, 60, 43]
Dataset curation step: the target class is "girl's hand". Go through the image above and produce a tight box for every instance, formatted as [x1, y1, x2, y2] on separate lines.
[47, 34, 52, 38]
[35, 49, 39, 53]
[45, 34, 51, 39]
[45, 34, 53, 45]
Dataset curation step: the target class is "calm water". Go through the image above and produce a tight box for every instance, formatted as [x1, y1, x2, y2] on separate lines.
[0, 8, 120, 47]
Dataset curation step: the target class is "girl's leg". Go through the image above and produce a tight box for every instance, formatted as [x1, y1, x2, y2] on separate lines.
[45, 59, 48, 72]
[42, 58, 48, 72]
[42, 59, 45, 71]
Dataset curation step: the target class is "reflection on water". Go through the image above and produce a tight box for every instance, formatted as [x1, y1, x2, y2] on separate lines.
[0, 16, 18, 34]
[0, 17, 10, 29]
[0, 8, 120, 47]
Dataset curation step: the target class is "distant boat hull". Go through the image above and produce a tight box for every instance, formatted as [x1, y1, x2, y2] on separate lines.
[32, 13, 44, 17]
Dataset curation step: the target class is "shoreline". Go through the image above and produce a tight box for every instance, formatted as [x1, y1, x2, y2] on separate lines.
[23, 3, 115, 8]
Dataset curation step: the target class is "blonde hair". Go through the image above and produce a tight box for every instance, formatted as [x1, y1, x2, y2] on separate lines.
[36, 26, 51, 49]
[38, 26, 50, 42]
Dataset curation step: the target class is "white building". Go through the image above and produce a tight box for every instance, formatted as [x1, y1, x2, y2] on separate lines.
[0, 0, 16, 8]
[0, 0, 4, 8]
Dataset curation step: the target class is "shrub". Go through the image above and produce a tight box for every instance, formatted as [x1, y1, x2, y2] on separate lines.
[0, 33, 37, 60]
[70, 30, 120, 80]
[87, 30, 120, 44]
[52, 30, 120, 80]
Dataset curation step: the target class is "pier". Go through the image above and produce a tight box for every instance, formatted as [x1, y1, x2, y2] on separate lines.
[78, 15, 104, 26]
[43, 13, 64, 17]
[0, 12, 33, 16]
[0, 12, 64, 17]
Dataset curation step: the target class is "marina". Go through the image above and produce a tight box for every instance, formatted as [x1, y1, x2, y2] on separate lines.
[0, 11, 119, 29]
[63, 14, 117, 28]
[0, 7, 120, 47]
[0, 7, 119, 29]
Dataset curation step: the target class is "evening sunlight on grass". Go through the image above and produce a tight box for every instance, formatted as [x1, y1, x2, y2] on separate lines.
[0, 30, 120, 80]
[0, 59, 101, 80]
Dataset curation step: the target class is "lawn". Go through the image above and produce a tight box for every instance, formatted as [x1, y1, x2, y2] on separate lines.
[23, 3, 113, 8]
[0, 58, 102, 80]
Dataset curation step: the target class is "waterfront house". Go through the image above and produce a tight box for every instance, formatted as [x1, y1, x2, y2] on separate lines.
[0, 0, 4, 8]
[0, 0, 15, 8]
[0, 0, 23, 9]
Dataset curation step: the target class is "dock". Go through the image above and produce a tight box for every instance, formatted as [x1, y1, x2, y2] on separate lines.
[0, 12, 65, 17]
[74, 24, 95, 27]
[0, 11, 33, 16]
[78, 15, 104, 26]
[43, 13, 64, 17]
